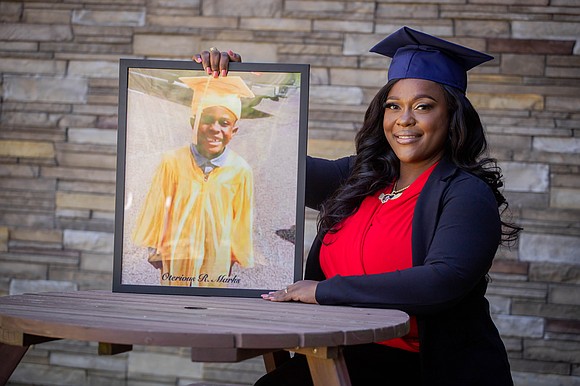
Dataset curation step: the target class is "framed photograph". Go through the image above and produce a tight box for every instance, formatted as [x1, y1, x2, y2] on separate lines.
[113, 59, 309, 297]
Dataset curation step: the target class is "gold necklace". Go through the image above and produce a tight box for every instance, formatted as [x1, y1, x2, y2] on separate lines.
[378, 181, 410, 204]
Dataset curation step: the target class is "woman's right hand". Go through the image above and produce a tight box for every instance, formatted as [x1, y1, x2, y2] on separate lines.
[193, 47, 242, 78]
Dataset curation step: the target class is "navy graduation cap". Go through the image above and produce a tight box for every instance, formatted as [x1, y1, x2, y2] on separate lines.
[370, 26, 493, 93]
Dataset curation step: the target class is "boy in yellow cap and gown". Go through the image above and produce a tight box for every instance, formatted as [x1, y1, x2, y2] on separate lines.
[133, 76, 255, 287]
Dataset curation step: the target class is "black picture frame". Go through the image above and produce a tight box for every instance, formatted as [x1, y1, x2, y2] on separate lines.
[113, 59, 309, 297]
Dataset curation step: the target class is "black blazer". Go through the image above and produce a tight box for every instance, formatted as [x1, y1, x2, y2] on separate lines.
[304, 156, 513, 386]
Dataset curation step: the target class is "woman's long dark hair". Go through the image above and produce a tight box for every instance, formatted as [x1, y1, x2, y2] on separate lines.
[318, 79, 521, 244]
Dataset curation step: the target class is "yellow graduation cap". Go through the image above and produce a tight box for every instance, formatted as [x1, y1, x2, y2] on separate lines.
[179, 76, 255, 120]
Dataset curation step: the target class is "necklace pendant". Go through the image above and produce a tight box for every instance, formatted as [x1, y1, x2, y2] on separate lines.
[378, 192, 392, 204]
[379, 191, 404, 204]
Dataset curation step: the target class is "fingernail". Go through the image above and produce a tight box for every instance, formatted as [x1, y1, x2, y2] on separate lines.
[206, 67, 211, 75]
[221, 69, 227, 77]
[213, 71, 219, 78]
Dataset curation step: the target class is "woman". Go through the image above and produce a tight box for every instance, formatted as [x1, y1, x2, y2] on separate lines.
[196, 26, 521, 386]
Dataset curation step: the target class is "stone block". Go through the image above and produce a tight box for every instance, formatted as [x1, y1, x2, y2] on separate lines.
[513, 20, 580, 40]
[513, 372, 580, 386]
[504, 339, 523, 355]
[285, 1, 344, 12]
[133, 34, 201, 57]
[63, 229, 114, 253]
[1, 110, 60, 128]
[68, 128, 117, 146]
[546, 66, 580, 79]
[56, 191, 114, 212]
[68, 60, 119, 79]
[546, 96, 580, 112]
[501, 54, 545, 76]
[9, 279, 77, 295]
[314, 20, 373, 33]
[0, 227, 7, 252]
[501, 161, 549, 193]
[512, 301, 580, 320]
[0, 210, 55, 228]
[307, 138, 354, 159]
[9, 363, 86, 386]
[492, 314, 544, 338]
[520, 233, 580, 265]
[240, 18, 311, 32]
[550, 285, 580, 306]
[23, 9, 73, 24]
[0, 2, 22, 22]
[310, 85, 363, 106]
[50, 352, 126, 372]
[343, 33, 385, 56]
[278, 44, 342, 56]
[87, 373, 127, 386]
[203, 0, 282, 17]
[551, 188, 580, 210]
[330, 68, 387, 87]
[4, 75, 88, 104]
[534, 137, 580, 154]
[10, 228, 62, 244]
[490, 259, 529, 275]
[80, 253, 113, 272]
[0, 261, 47, 280]
[510, 358, 570, 375]
[486, 280, 547, 300]
[0, 41, 38, 51]
[42, 166, 116, 183]
[280, 53, 357, 68]
[524, 338, 580, 363]
[58, 181, 116, 195]
[128, 351, 203, 379]
[487, 295, 511, 314]
[0, 58, 66, 75]
[0, 176, 56, 192]
[456, 20, 510, 37]
[48, 267, 113, 290]
[0, 23, 72, 41]
[72, 9, 145, 27]
[55, 209, 91, 220]
[376, 3, 438, 18]
[149, 0, 200, 8]
[202, 358, 264, 384]
[73, 104, 118, 116]
[0, 140, 54, 158]
[469, 92, 544, 110]
[546, 318, 580, 335]
[57, 152, 116, 170]
[147, 15, 237, 29]
[488, 134, 531, 153]
[529, 263, 580, 284]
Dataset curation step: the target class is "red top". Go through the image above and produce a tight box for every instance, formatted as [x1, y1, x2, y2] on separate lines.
[320, 163, 438, 352]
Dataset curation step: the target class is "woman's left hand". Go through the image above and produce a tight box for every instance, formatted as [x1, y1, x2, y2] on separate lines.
[261, 280, 319, 304]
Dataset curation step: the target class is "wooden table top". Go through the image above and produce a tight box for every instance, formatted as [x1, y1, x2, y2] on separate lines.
[0, 290, 409, 353]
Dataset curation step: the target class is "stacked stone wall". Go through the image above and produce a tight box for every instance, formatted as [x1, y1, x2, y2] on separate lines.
[1, 1, 579, 385]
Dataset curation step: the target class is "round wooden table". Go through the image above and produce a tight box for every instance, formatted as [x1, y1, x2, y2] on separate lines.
[0, 290, 409, 386]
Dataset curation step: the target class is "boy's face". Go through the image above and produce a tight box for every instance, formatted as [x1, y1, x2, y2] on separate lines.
[194, 106, 239, 159]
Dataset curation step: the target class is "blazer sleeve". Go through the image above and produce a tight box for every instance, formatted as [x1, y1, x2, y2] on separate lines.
[315, 174, 502, 316]
[305, 155, 354, 210]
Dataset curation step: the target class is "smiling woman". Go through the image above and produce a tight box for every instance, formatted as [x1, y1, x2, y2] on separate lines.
[382, 78, 449, 184]
[195, 26, 522, 386]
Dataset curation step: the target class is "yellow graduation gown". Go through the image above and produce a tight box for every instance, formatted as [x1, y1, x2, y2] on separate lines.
[133, 145, 254, 287]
